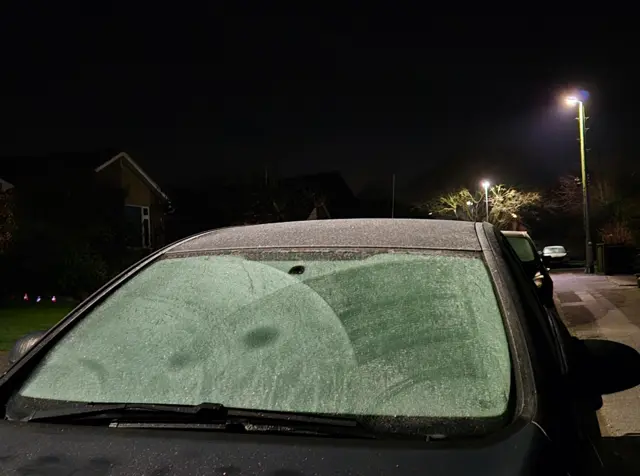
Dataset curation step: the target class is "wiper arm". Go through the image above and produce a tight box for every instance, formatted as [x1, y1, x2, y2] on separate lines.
[23, 402, 377, 437]
[24, 402, 227, 423]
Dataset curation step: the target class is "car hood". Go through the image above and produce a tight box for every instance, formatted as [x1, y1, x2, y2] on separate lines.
[0, 419, 564, 475]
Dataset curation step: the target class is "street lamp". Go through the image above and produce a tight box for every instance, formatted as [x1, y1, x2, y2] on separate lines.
[511, 213, 518, 230]
[481, 180, 490, 221]
[466, 200, 474, 222]
[565, 95, 594, 274]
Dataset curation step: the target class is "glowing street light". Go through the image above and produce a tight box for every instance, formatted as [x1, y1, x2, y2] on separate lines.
[565, 96, 579, 106]
[481, 180, 490, 221]
[564, 93, 594, 273]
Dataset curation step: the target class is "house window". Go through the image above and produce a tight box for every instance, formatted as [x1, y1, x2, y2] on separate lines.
[125, 205, 151, 248]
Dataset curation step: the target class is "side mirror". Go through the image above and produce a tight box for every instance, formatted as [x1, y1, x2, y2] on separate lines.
[7, 331, 47, 367]
[533, 270, 554, 306]
[533, 271, 544, 288]
[575, 338, 640, 395]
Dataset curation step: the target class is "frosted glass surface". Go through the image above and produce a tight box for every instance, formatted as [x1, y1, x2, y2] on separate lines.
[19, 252, 511, 418]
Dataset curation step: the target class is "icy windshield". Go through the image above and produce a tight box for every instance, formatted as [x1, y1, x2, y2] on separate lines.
[13, 250, 511, 423]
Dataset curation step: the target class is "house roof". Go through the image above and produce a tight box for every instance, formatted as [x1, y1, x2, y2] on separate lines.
[98, 152, 170, 203]
[0, 150, 169, 202]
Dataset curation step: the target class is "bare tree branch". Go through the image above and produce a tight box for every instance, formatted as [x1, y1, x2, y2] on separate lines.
[487, 185, 540, 228]
[550, 174, 621, 214]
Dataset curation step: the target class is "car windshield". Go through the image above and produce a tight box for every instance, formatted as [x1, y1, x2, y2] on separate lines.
[505, 236, 536, 263]
[9, 250, 512, 432]
[544, 246, 566, 254]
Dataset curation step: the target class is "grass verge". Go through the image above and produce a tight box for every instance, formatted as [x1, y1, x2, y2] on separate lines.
[0, 304, 75, 351]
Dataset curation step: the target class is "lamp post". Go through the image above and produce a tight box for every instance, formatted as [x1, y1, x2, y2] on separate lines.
[466, 200, 474, 221]
[565, 96, 594, 274]
[481, 180, 490, 222]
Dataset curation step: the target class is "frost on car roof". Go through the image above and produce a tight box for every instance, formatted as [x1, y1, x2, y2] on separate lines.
[172, 219, 482, 253]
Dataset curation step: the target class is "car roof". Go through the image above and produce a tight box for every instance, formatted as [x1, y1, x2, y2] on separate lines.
[170, 219, 483, 253]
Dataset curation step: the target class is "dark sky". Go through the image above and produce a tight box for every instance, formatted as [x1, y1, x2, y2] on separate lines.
[0, 8, 636, 200]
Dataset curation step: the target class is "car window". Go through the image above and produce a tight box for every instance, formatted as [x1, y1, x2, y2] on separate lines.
[505, 236, 536, 262]
[11, 251, 512, 427]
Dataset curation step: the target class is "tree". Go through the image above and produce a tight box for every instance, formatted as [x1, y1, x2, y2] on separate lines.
[416, 184, 541, 229]
[550, 173, 640, 244]
[238, 179, 287, 225]
[10, 172, 129, 297]
[0, 189, 16, 254]
[488, 184, 541, 228]
[423, 188, 479, 221]
[238, 180, 332, 224]
[550, 175, 618, 215]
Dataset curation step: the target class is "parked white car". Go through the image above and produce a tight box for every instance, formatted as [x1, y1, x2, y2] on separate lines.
[542, 246, 569, 267]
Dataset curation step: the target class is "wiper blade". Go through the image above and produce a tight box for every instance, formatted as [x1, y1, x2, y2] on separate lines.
[110, 421, 380, 439]
[24, 402, 227, 423]
[23, 402, 376, 437]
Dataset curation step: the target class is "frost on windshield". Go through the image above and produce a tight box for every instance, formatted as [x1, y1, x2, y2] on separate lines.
[19, 252, 511, 419]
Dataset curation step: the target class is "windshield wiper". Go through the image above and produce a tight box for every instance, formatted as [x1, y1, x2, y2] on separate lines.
[23, 402, 379, 438]
[24, 402, 226, 422]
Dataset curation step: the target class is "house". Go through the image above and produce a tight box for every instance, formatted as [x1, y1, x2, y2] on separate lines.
[0, 151, 171, 249]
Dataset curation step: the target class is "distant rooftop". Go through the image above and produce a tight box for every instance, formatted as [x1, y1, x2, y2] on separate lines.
[0, 149, 121, 184]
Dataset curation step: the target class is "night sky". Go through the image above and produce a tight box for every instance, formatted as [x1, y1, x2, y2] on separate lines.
[0, 8, 635, 200]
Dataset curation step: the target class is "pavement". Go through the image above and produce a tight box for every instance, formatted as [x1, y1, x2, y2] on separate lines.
[552, 271, 640, 474]
[553, 271, 640, 436]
